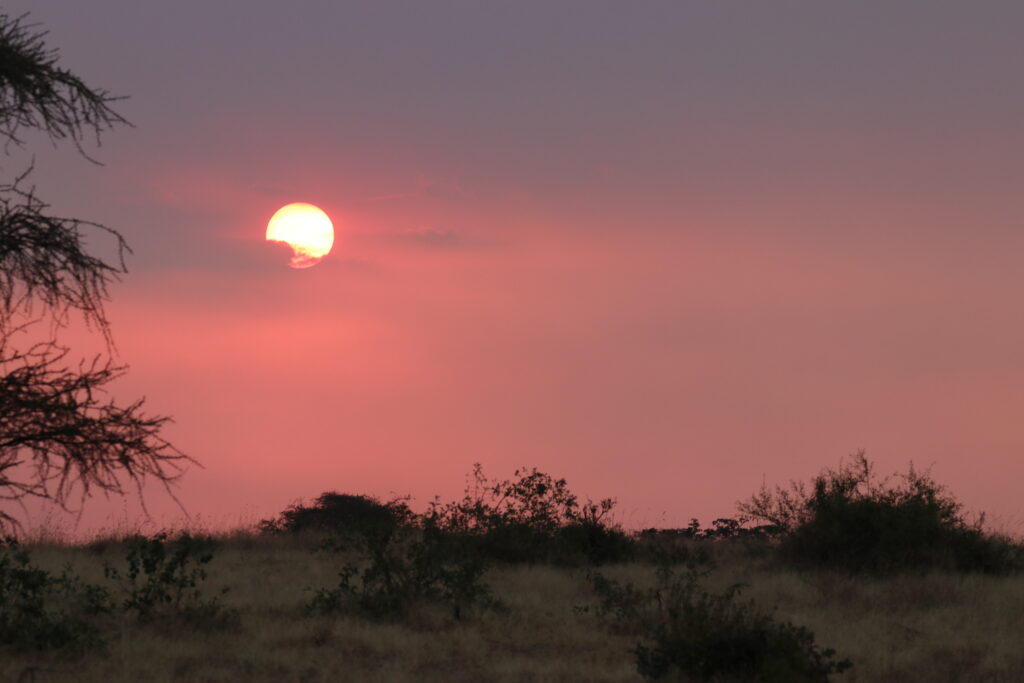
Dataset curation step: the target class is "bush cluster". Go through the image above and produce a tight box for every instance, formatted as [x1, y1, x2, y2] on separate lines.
[6, 454, 1016, 667]
[636, 518, 779, 565]
[738, 452, 1020, 574]
[588, 561, 851, 682]
[258, 492, 413, 538]
[1, 532, 234, 652]
[307, 514, 497, 620]
[0, 537, 109, 652]
[297, 465, 633, 620]
[103, 532, 233, 626]
[427, 464, 635, 565]
[262, 465, 635, 566]
[642, 517, 780, 542]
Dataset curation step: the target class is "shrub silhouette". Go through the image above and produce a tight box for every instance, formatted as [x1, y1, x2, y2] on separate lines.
[738, 452, 1019, 574]
[308, 511, 496, 621]
[260, 492, 413, 537]
[554, 504, 637, 565]
[268, 467, 633, 567]
[0, 537, 110, 651]
[588, 561, 851, 682]
[431, 464, 634, 565]
[636, 518, 779, 566]
[103, 532, 233, 627]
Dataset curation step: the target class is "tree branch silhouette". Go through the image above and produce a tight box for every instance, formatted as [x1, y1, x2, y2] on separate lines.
[0, 13, 128, 152]
[0, 13, 191, 532]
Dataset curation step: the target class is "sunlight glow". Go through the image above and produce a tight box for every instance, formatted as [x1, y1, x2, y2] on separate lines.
[265, 203, 335, 268]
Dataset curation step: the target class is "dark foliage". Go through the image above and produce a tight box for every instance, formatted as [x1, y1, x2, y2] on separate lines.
[0, 13, 127, 149]
[267, 465, 634, 566]
[635, 518, 779, 566]
[0, 537, 110, 651]
[0, 175, 126, 334]
[555, 514, 637, 566]
[259, 491, 414, 537]
[0, 13, 189, 532]
[308, 512, 496, 621]
[281, 465, 634, 622]
[738, 452, 1020, 574]
[430, 463, 635, 565]
[588, 561, 851, 682]
[0, 335, 189, 530]
[103, 532, 233, 627]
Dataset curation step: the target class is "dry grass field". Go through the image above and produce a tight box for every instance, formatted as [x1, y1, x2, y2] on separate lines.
[3, 530, 1023, 683]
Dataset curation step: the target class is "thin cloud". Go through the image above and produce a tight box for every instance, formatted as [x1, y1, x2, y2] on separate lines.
[365, 192, 419, 202]
[398, 226, 461, 247]
[424, 181, 467, 199]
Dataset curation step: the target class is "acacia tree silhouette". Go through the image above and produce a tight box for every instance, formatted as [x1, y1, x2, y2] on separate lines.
[0, 13, 190, 531]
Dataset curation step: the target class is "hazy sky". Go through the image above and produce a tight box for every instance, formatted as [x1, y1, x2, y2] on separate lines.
[8, 1, 1024, 533]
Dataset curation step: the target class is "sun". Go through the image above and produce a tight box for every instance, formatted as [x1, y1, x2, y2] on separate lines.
[265, 203, 335, 268]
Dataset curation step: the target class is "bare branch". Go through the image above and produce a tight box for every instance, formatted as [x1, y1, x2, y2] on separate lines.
[0, 174, 128, 343]
[0, 335, 193, 532]
[0, 13, 129, 153]
[0, 13, 190, 533]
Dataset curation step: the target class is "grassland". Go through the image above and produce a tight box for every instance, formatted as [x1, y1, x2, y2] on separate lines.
[3, 530, 1023, 683]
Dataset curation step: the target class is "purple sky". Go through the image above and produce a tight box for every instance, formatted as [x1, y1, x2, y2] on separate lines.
[7, 1, 1024, 535]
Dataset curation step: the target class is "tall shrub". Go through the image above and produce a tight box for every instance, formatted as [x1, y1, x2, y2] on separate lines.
[738, 452, 1018, 573]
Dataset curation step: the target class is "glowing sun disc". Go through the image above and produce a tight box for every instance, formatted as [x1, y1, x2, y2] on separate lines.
[265, 203, 334, 268]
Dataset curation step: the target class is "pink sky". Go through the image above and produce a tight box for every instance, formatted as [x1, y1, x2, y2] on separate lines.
[7, 2, 1024, 536]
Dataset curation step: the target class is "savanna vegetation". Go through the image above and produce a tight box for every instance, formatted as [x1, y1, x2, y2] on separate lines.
[2, 454, 1023, 683]
[2, 10, 1022, 683]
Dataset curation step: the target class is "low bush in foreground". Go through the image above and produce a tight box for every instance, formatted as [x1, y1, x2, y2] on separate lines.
[103, 532, 234, 628]
[308, 514, 498, 621]
[0, 538, 109, 652]
[588, 561, 852, 682]
[738, 452, 1020, 574]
